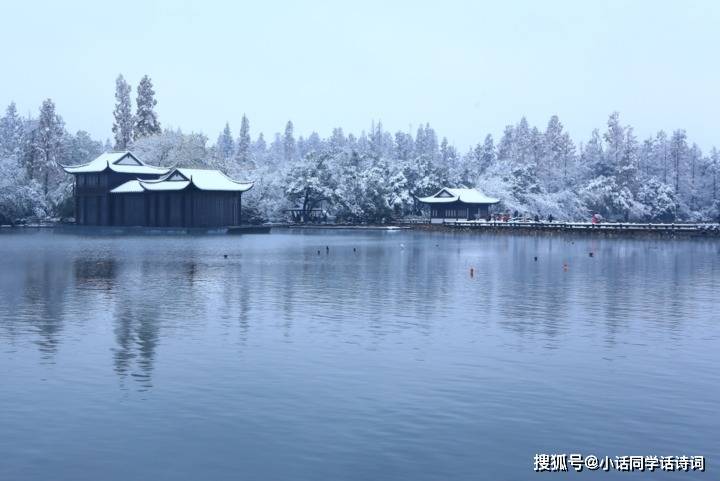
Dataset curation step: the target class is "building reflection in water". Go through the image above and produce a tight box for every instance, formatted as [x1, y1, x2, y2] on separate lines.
[0, 231, 714, 394]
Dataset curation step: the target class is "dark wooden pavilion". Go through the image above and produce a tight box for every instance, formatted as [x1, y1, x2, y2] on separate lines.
[63, 151, 253, 228]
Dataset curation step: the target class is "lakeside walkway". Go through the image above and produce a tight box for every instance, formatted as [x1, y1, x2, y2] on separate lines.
[430, 220, 720, 237]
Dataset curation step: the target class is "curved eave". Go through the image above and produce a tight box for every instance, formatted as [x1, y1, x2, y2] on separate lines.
[195, 181, 254, 192]
[62, 163, 111, 174]
[416, 196, 500, 205]
[112, 180, 255, 193]
[416, 196, 458, 204]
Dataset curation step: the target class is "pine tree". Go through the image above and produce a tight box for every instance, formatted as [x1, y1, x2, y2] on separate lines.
[33, 99, 65, 196]
[618, 128, 639, 190]
[688, 143, 701, 211]
[497, 125, 514, 161]
[69, 131, 103, 166]
[134, 75, 161, 139]
[480, 134, 495, 172]
[440, 137, 450, 166]
[216, 122, 234, 161]
[544, 115, 575, 186]
[653, 131, 669, 183]
[604, 112, 625, 172]
[283, 120, 295, 163]
[580, 129, 604, 178]
[329, 127, 346, 154]
[112, 74, 133, 149]
[0, 102, 24, 156]
[394, 131, 414, 161]
[669, 130, 687, 195]
[235, 114, 251, 168]
[708, 148, 719, 215]
[253, 133, 267, 168]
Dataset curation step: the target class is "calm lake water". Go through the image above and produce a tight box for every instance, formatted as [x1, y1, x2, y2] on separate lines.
[0, 229, 718, 480]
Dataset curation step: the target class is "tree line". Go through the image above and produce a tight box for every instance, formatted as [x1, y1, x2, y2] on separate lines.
[1, 75, 718, 224]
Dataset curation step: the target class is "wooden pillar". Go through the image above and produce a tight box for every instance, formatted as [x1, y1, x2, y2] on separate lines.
[189, 191, 194, 228]
[145, 193, 150, 226]
[181, 193, 187, 227]
[165, 194, 170, 226]
[73, 180, 78, 224]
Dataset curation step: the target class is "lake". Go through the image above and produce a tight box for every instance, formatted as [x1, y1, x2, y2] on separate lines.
[0, 229, 718, 480]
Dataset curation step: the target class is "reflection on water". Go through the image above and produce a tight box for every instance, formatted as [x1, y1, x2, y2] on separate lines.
[0, 229, 718, 481]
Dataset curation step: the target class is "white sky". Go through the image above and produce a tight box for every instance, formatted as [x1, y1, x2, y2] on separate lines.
[1, 0, 718, 151]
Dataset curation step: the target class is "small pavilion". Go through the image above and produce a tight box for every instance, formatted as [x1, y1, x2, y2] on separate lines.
[416, 187, 499, 223]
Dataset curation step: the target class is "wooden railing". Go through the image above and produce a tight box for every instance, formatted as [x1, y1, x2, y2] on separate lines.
[438, 220, 720, 234]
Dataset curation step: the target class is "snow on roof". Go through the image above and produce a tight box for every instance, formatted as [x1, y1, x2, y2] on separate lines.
[175, 168, 253, 192]
[110, 180, 144, 193]
[62, 151, 168, 175]
[416, 187, 500, 204]
[110, 167, 253, 194]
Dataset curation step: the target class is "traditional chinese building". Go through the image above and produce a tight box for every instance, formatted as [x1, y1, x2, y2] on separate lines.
[416, 187, 499, 223]
[62, 151, 253, 227]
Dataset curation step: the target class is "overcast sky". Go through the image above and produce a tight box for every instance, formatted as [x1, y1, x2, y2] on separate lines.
[1, 0, 718, 151]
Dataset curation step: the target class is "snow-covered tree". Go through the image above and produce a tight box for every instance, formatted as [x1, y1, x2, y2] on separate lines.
[669, 129, 687, 197]
[283, 120, 295, 164]
[0, 156, 47, 224]
[329, 127, 346, 155]
[0, 102, 24, 157]
[636, 178, 676, 221]
[134, 75, 161, 139]
[112, 74, 133, 149]
[394, 131, 414, 161]
[133, 129, 208, 168]
[67, 131, 103, 166]
[216, 122, 234, 163]
[33, 99, 65, 196]
[479, 134, 495, 173]
[544, 115, 575, 189]
[285, 152, 335, 220]
[235, 114, 252, 169]
[653, 131, 669, 183]
[253, 133, 267, 168]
